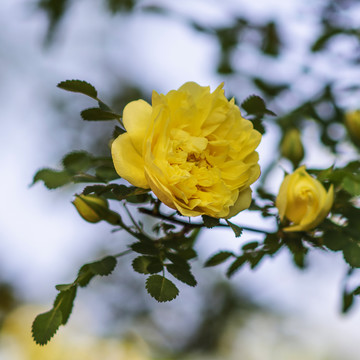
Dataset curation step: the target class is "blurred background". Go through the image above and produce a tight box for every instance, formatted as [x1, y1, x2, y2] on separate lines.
[1, 0, 360, 358]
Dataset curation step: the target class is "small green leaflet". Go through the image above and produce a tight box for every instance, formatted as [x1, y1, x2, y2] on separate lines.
[343, 243, 360, 268]
[204, 251, 234, 267]
[132, 256, 163, 274]
[32, 308, 63, 346]
[202, 215, 220, 228]
[145, 275, 179, 302]
[81, 108, 121, 121]
[57, 80, 98, 99]
[226, 220, 243, 237]
[32, 168, 72, 189]
[342, 176, 360, 196]
[54, 287, 77, 325]
[167, 264, 197, 287]
[226, 256, 247, 278]
[241, 95, 276, 116]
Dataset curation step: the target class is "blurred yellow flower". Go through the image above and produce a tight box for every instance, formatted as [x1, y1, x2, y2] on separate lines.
[345, 110, 360, 146]
[0, 305, 150, 360]
[111, 82, 261, 218]
[276, 166, 334, 232]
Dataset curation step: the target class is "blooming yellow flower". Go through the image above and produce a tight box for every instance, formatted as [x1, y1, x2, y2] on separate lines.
[276, 166, 334, 232]
[111, 82, 261, 218]
[345, 110, 360, 146]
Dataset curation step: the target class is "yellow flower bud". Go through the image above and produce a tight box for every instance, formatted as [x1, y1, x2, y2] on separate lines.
[276, 166, 334, 232]
[345, 110, 360, 147]
[72, 194, 110, 223]
[111, 82, 262, 219]
[280, 129, 304, 167]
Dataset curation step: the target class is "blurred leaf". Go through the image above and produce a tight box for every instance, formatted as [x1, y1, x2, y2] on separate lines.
[311, 28, 343, 52]
[241, 95, 276, 116]
[146, 275, 179, 302]
[88, 256, 117, 276]
[253, 77, 288, 97]
[226, 256, 247, 278]
[131, 242, 159, 256]
[342, 176, 360, 196]
[81, 108, 121, 121]
[57, 80, 98, 99]
[54, 287, 77, 325]
[343, 243, 360, 268]
[113, 125, 126, 138]
[226, 220, 243, 237]
[95, 166, 119, 181]
[32, 168, 72, 189]
[167, 264, 197, 287]
[202, 215, 220, 228]
[204, 251, 234, 267]
[55, 283, 74, 292]
[132, 256, 163, 274]
[242, 241, 259, 251]
[261, 21, 281, 56]
[106, 0, 137, 12]
[342, 289, 354, 313]
[32, 308, 62, 346]
[62, 151, 92, 172]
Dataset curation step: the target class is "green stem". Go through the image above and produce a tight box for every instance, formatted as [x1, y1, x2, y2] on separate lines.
[138, 208, 271, 234]
[113, 249, 133, 258]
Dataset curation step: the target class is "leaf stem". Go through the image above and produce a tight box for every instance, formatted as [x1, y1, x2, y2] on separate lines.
[138, 208, 271, 234]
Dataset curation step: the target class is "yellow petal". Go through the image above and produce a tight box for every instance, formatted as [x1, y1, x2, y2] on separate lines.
[275, 173, 291, 221]
[123, 99, 152, 154]
[111, 133, 149, 189]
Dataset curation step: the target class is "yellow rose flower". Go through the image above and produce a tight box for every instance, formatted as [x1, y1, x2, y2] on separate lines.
[111, 82, 262, 218]
[345, 110, 360, 146]
[276, 166, 334, 232]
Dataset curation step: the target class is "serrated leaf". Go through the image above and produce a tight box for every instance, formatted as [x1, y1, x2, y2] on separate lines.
[54, 287, 77, 325]
[167, 264, 197, 287]
[204, 251, 234, 267]
[88, 256, 117, 276]
[202, 215, 220, 228]
[166, 252, 191, 268]
[226, 220, 243, 237]
[32, 308, 62, 346]
[32, 168, 72, 189]
[226, 256, 247, 278]
[132, 256, 163, 274]
[145, 275, 179, 302]
[81, 108, 121, 121]
[242, 95, 266, 115]
[62, 151, 92, 172]
[76, 265, 94, 287]
[57, 80, 98, 99]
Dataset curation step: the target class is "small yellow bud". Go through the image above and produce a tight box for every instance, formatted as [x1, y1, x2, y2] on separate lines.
[72, 194, 109, 223]
[345, 110, 360, 147]
[280, 129, 304, 167]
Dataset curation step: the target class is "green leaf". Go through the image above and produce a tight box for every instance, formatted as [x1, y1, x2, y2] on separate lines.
[32, 168, 72, 189]
[95, 166, 119, 181]
[342, 176, 360, 196]
[242, 241, 259, 251]
[343, 243, 360, 268]
[113, 125, 126, 138]
[81, 108, 121, 121]
[57, 80, 98, 99]
[88, 256, 117, 276]
[76, 265, 94, 287]
[32, 308, 62, 346]
[342, 289, 354, 314]
[226, 220, 243, 237]
[242, 95, 273, 116]
[130, 242, 159, 256]
[204, 251, 234, 267]
[132, 256, 163, 274]
[323, 229, 351, 251]
[54, 287, 77, 325]
[167, 264, 197, 287]
[62, 151, 92, 172]
[145, 275, 179, 302]
[55, 283, 74, 292]
[202, 215, 220, 228]
[226, 256, 247, 278]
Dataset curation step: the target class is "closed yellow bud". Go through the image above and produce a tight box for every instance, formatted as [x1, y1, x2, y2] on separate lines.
[72, 194, 110, 223]
[345, 110, 360, 147]
[276, 166, 334, 232]
[280, 129, 304, 167]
